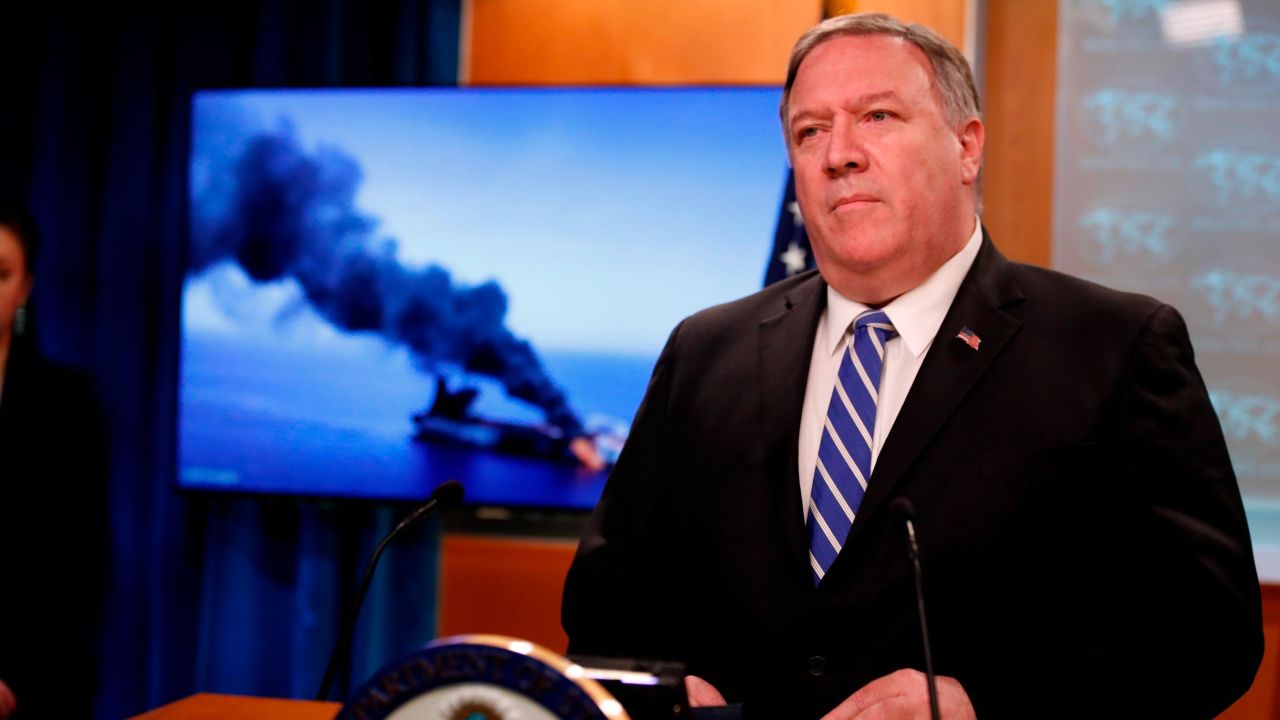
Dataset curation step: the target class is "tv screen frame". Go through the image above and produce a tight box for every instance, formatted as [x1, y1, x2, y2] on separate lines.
[177, 85, 789, 510]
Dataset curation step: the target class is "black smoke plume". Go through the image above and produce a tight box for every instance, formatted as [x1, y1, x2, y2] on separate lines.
[189, 125, 584, 437]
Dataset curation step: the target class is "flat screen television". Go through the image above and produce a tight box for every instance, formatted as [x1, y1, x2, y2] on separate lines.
[179, 86, 787, 509]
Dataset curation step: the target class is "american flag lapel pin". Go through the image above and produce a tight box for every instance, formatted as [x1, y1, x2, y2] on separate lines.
[956, 326, 981, 351]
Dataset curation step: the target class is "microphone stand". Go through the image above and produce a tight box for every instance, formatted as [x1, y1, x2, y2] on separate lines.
[315, 480, 464, 701]
[891, 498, 940, 720]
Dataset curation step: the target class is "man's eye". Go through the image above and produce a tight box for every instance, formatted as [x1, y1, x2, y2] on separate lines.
[869, 110, 891, 122]
[796, 126, 823, 143]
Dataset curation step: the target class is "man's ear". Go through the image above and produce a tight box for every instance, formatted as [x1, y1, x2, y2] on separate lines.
[957, 117, 985, 186]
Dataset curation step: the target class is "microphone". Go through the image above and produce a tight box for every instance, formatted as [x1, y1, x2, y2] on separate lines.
[890, 497, 940, 720]
[316, 480, 465, 701]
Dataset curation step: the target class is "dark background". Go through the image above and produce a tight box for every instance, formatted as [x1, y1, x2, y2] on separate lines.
[0, 2, 463, 716]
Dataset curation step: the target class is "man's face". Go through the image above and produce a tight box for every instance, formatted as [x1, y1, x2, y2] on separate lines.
[785, 34, 983, 305]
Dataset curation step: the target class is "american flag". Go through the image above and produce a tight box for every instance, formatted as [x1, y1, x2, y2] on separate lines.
[956, 326, 981, 350]
[763, 171, 815, 286]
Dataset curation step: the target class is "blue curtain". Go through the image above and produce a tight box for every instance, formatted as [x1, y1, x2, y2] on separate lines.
[0, 2, 461, 716]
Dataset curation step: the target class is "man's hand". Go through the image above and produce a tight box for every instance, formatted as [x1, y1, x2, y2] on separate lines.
[822, 669, 975, 720]
[684, 675, 727, 707]
[0, 677, 16, 720]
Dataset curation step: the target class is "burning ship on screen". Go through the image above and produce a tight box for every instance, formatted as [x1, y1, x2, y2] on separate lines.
[412, 378, 626, 467]
[191, 123, 623, 469]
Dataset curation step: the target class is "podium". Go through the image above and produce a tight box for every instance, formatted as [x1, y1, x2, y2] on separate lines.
[131, 692, 340, 719]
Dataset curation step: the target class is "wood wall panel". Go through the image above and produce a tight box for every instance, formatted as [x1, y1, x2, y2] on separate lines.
[980, 0, 1056, 267]
[464, 0, 821, 85]
[829, 0, 967, 49]
[438, 534, 578, 652]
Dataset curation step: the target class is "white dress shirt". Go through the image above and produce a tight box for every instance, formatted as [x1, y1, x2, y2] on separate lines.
[798, 219, 984, 517]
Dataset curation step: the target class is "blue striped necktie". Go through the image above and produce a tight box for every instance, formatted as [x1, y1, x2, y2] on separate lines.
[807, 309, 896, 585]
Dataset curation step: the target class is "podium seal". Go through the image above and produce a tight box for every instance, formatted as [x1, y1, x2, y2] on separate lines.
[339, 634, 630, 720]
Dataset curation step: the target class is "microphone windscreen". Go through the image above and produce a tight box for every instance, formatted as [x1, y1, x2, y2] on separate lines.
[432, 479, 465, 509]
[890, 497, 916, 521]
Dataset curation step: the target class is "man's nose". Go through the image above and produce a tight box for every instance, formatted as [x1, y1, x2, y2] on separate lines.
[824, 122, 868, 177]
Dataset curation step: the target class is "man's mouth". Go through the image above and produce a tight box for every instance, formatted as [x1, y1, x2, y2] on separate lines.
[832, 194, 879, 210]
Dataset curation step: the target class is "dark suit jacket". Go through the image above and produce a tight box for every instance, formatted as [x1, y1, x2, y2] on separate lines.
[562, 235, 1263, 718]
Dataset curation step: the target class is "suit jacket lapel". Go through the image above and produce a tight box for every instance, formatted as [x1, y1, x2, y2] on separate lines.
[844, 233, 1026, 550]
[758, 272, 827, 579]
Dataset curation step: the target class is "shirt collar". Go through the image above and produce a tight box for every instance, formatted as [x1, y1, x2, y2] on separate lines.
[823, 216, 984, 357]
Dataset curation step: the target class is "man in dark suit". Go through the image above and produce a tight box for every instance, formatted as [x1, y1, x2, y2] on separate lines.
[562, 13, 1263, 719]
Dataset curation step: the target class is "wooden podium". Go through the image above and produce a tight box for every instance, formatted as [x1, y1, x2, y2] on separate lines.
[131, 693, 340, 719]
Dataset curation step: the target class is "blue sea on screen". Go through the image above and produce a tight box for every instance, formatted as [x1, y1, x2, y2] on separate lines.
[178, 318, 654, 509]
